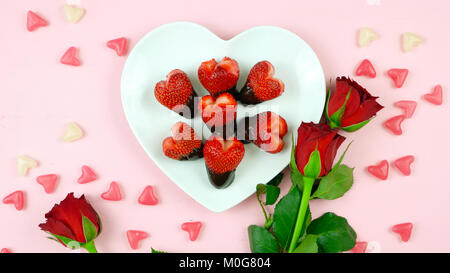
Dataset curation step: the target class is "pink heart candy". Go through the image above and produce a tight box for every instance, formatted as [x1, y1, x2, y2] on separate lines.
[384, 115, 405, 135]
[27, 11, 48, 32]
[77, 165, 97, 184]
[107, 37, 128, 56]
[367, 160, 389, 180]
[350, 241, 368, 253]
[355, 59, 376, 78]
[101, 182, 122, 201]
[60, 47, 81, 66]
[36, 174, 58, 193]
[393, 155, 415, 176]
[126, 230, 149, 250]
[392, 222, 413, 242]
[0, 248, 12, 253]
[138, 186, 158, 205]
[423, 85, 443, 105]
[2, 191, 24, 210]
[181, 221, 202, 241]
[387, 69, 408, 88]
[394, 100, 417, 118]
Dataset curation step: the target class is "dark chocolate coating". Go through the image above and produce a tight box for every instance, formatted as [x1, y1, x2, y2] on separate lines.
[236, 116, 257, 144]
[208, 121, 237, 139]
[179, 144, 204, 161]
[207, 168, 235, 189]
[239, 84, 261, 105]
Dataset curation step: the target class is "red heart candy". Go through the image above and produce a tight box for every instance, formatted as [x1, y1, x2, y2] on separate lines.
[101, 182, 122, 201]
[36, 174, 58, 194]
[392, 222, 413, 242]
[350, 241, 368, 253]
[107, 37, 128, 56]
[393, 155, 414, 176]
[60, 47, 81, 66]
[367, 160, 389, 180]
[77, 165, 97, 184]
[394, 100, 417, 118]
[2, 191, 24, 210]
[384, 115, 405, 135]
[1, 248, 12, 253]
[181, 221, 202, 241]
[138, 186, 158, 205]
[387, 69, 408, 88]
[126, 230, 149, 249]
[355, 59, 376, 78]
[27, 11, 48, 32]
[423, 85, 443, 105]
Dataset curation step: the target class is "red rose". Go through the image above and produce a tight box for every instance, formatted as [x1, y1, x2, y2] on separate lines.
[295, 122, 345, 178]
[39, 193, 101, 252]
[326, 77, 383, 131]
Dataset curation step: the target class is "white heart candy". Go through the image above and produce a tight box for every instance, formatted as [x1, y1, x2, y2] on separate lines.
[366, 241, 382, 253]
[402, 32, 423, 52]
[17, 155, 38, 176]
[63, 4, 85, 23]
[62, 122, 84, 142]
[358, 27, 379, 47]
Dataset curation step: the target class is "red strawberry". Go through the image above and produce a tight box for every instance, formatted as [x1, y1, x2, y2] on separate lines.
[203, 136, 245, 188]
[162, 122, 203, 160]
[240, 61, 284, 104]
[198, 93, 237, 136]
[198, 57, 239, 97]
[155, 69, 197, 118]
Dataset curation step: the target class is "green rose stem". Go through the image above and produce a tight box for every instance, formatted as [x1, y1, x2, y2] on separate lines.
[288, 177, 315, 253]
[83, 241, 98, 253]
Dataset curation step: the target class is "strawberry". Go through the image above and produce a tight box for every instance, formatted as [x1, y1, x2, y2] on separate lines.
[203, 136, 245, 188]
[198, 93, 237, 137]
[240, 61, 284, 104]
[198, 57, 239, 97]
[162, 122, 203, 160]
[155, 69, 197, 118]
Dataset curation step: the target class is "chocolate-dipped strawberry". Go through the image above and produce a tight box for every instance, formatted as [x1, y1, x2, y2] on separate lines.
[203, 136, 245, 189]
[198, 57, 240, 98]
[198, 92, 237, 138]
[237, 111, 288, 153]
[239, 61, 284, 104]
[162, 122, 203, 160]
[154, 69, 197, 118]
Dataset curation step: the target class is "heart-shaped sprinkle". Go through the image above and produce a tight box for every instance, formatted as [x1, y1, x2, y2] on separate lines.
[367, 160, 389, 180]
[387, 69, 408, 88]
[17, 155, 38, 176]
[394, 100, 417, 118]
[101, 182, 122, 201]
[355, 59, 376, 78]
[27, 11, 48, 32]
[138, 186, 158, 205]
[358, 27, 379, 47]
[36, 174, 58, 193]
[384, 115, 405, 135]
[77, 165, 97, 184]
[181, 221, 202, 241]
[0, 248, 11, 253]
[62, 122, 83, 142]
[402, 32, 423, 52]
[350, 241, 368, 253]
[423, 85, 443, 105]
[63, 4, 85, 23]
[393, 155, 414, 176]
[60, 47, 81, 66]
[2, 191, 24, 210]
[126, 230, 149, 249]
[392, 222, 413, 242]
[107, 37, 128, 56]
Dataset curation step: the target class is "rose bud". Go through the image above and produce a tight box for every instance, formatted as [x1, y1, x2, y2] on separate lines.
[295, 122, 345, 179]
[326, 77, 383, 132]
[39, 193, 101, 253]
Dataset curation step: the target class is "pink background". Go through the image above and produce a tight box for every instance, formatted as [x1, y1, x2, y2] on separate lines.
[1, 0, 449, 253]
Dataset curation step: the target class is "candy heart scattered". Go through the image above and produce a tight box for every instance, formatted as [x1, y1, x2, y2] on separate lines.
[387, 69, 408, 88]
[17, 155, 38, 176]
[60, 47, 81, 66]
[393, 155, 415, 176]
[77, 165, 97, 184]
[367, 160, 389, 180]
[107, 37, 128, 56]
[198, 57, 240, 98]
[36, 174, 58, 193]
[358, 27, 379, 47]
[423, 85, 443, 105]
[63, 4, 85, 23]
[384, 115, 405, 135]
[0, 248, 11, 253]
[366, 241, 381, 253]
[138, 186, 158, 205]
[350, 241, 368, 253]
[181, 221, 202, 241]
[26, 11, 48, 32]
[394, 100, 417, 118]
[62, 122, 84, 142]
[2, 191, 24, 211]
[162, 122, 203, 160]
[101, 182, 122, 201]
[402, 32, 423, 52]
[355, 59, 376, 78]
[126, 230, 149, 249]
[392, 222, 413, 242]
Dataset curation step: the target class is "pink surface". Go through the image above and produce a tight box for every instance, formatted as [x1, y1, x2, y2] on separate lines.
[0, 0, 449, 253]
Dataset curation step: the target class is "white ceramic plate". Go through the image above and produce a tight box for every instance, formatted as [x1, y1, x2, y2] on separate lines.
[121, 22, 325, 212]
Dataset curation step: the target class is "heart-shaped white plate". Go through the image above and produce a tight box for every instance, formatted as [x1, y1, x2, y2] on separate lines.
[121, 22, 325, 212]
